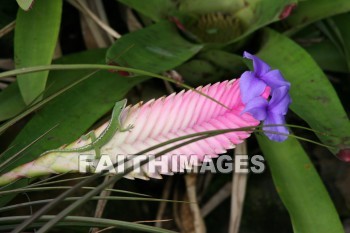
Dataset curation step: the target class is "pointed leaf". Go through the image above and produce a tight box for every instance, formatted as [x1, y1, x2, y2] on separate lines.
[15, 0, 62, 104]
[16, 0, 35, 11]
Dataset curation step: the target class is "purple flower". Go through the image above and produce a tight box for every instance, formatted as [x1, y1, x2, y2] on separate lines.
[243, 86, 291, 142]
[240, 51, 290, 104]
[239, 52, 292, 142]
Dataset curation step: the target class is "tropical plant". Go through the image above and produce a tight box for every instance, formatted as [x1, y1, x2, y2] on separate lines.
[0, 0, 349, 232]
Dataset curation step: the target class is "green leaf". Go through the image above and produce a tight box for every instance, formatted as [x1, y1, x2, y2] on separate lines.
[258, 29, 350, 154]
[284, 0, 350, 34]
[257, 136, 343, 233]
[119, 0, 175, 21]
[16, 0, 35, 11]
[106, 20, 203, 73]
[15, 0, 62, 104]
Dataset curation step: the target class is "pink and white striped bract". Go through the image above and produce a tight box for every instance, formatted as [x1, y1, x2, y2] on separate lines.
[98, 79, 263, 178]
[0, 79, 266, 185]
[110, 80, 258, 156]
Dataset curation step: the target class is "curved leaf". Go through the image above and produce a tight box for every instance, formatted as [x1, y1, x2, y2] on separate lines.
[15, 0, 62, 104]
[257, 135, 343, 233]
[258, 29, 350, 154]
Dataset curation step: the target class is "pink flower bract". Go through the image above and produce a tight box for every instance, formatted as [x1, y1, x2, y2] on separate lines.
[105, 79, 263, 162]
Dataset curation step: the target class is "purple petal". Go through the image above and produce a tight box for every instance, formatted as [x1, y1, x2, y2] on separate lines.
[261, 69, 291, 89]
[242, 97, 268, 120]
[269, 86, 291, 115]
[243, 51, 271, 77]
[263, 113, 289, 142]
[240, 71, 267, 104]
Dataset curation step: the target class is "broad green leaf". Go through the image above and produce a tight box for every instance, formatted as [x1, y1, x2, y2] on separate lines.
[119, 0, 175, 21]
[106, 20, 203, 73]
[284, 0, 350, 34]
[16, 0, 34, 11]
[258, 29, 350, 154]
[257, 135, 343, 233]
[15, 0, 62, 104]
[304, 40, 348, 73]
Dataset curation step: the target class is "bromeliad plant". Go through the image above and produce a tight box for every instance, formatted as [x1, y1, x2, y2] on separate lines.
[0, 53, 290, 185]
[1, 0, 349, 233]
